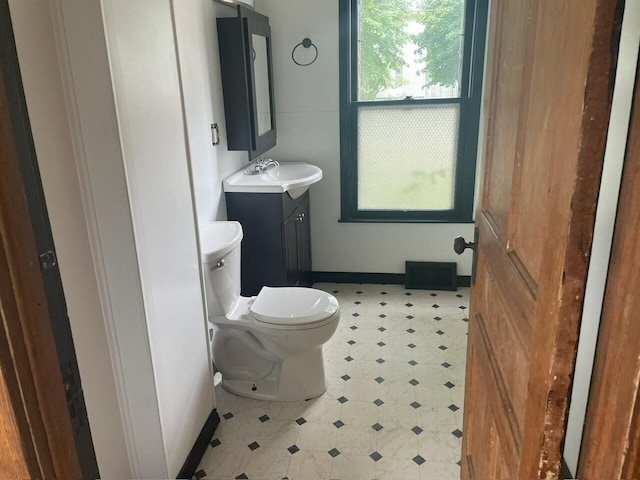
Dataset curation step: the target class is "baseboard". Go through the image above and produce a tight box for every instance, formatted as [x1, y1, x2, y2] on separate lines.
[176, 409, 220, 479]
[311, 271, 405, 284]
[312, 271, 472, 288]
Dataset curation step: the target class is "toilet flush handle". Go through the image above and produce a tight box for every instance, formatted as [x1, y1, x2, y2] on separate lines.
[211, 259, 226, 271]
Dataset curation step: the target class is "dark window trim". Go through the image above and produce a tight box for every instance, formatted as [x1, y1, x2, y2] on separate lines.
[339, 0, 488, 224]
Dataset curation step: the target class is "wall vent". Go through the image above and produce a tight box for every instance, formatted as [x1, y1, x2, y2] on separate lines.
[405, 261, 457, 291]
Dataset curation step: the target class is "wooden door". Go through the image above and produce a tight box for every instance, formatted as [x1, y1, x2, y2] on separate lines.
[460, 0, 622, 478]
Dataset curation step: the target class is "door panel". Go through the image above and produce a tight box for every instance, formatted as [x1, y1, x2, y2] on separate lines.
[462, 0, 622, 477]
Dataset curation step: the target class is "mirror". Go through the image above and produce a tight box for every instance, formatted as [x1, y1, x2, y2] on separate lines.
[217, 8, 276, 159]
[252, 34, 272, 136]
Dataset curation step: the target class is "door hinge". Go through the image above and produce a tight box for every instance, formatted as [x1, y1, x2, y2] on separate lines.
[39, 250, 57, 271]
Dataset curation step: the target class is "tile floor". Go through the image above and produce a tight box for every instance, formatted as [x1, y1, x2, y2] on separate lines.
[196, 283, 469, 480]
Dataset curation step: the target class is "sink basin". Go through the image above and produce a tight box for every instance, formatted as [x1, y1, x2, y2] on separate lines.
[223, 162, 322, 199]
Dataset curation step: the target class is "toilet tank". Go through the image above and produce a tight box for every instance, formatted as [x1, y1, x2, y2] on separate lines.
[200, 222, 243, 317]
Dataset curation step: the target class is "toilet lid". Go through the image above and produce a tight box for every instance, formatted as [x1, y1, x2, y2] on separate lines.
[250, 287, 339, 326]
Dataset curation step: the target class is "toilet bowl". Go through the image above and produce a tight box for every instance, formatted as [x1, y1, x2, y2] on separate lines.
[201, 221, 340, 401]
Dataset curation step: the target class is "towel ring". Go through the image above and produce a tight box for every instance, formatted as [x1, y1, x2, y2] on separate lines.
[291, 38, 318, 66]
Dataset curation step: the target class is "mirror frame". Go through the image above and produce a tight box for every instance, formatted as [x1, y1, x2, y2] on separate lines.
[242, 7, 276, 159]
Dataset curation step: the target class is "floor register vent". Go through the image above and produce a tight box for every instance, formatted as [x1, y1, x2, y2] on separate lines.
[405, 261, 458, 291]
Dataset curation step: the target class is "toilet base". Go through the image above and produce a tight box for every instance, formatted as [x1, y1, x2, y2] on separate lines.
[220, 347, 328, 401]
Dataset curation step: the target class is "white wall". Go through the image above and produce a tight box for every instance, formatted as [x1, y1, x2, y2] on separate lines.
[171, 0, 248, 226]
[256, 0, 474, 275]
[7, 2, 131, 477]
[563, 1, 640, 475]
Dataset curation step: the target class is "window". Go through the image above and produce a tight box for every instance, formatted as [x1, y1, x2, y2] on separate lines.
[339, 0, 488, 222]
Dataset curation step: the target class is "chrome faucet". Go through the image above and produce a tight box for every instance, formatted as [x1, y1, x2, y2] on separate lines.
[247, 158, 279, 174]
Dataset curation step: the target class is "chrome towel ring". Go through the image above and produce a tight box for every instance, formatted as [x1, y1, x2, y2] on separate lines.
[291, 38, 318, 66]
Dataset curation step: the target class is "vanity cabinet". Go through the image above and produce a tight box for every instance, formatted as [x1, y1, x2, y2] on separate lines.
[226, 191, 312, 296]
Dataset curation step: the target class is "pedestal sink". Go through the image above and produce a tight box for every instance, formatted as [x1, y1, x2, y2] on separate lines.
[223, 161, 322, 199]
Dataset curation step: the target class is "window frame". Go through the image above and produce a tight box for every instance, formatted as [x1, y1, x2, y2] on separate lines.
[339, 0, 488, 223]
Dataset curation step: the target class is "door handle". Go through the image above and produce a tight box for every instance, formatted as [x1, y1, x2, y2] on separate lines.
[453, 228, 479, 286]
[453, 236, 476, 255]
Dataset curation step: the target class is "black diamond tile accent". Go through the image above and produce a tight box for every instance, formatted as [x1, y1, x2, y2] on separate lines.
[341, 374, 351, 381]
[375, 376, 385, 384]
[235, 474, 249, 480]
[248, 441, 260, 451]
[409, 379, 420, 386]
[457, 460, 462, 466]
[411, 426, 423, 435]
[378, 327, 386, 332]
[344, 355, 354, 362]
[406, 315, 414, 320]
[333, 420, 345, 429]
[223, 412, 234, 420]
[405, 292, 412, 295]
[332, 290, 339, 294]
[338, 396, 349, 404]
[459, 305, 467, 310]
[441, 362, 452, 368]
[456, 294, 463, 298]
[436, 330, 445, 335]
[347, 340, 356, 345]
[430, 293, 438, 297]
[377, 341, 386, 347]
[449, 404, 460, 412]
[371, 423, 383, 432]
[259, 414, 270, 423]
[439, 345, 448, 351]
[210, 438, 221, 448]
[405, 303, 413, 307]
[376, 358, 386, 364]
[408, 360, 418, 366]
[288, 444, 300, 454]
[413, 455, 426, 465]
[295, 417, 307, 425]
[328, 448, 341, 457]
[452, 429, 463, 438]
[407, 343, 416, 349]
[379, 302, 387, 306]
[354, 300, 361, 305]
[445, 381, 455, 389]
[434, 316, 442, 321]
[373, 398, 384, 406]
[410, 401, 421, 409]
[352, 313, 360, 317]
[379, 314, 387, 318]
[370, 451, 383, 462]
[356, 291, 363, 294]
[432, 304, 440, 308]
[350, 325, 358, 330]
[380, 291, 387, 295]
[463, 317, 469, 322]
[194, 469, 206, 479]
[407, 328, 415, 333]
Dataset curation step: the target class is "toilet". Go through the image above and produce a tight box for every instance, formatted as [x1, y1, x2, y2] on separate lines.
[200, 221, 340, 401]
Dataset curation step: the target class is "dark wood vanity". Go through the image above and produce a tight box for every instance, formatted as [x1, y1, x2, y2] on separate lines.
[225, 191, 312, 296]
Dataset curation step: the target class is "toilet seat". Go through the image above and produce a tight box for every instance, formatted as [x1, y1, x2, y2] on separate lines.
[250, 286, 339, 328]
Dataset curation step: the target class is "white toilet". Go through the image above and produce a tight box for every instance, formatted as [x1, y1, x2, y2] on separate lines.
[201, 221, 340, 401]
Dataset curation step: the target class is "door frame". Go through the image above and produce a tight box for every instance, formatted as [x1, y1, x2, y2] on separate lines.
[0, 49, 82, 480]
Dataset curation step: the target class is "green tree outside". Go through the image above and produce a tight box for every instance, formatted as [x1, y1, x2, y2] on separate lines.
[359, 0, 410, 100]
[413, 0, 465, 87]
